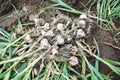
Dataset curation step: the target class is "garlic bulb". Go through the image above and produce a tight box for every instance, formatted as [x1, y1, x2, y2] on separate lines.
[69, 56, 79, 66]
[24, 34, 32, 43]
[67, 35, 72, 42]
[40, 38, 51, 49]
[51, 47, 58, 55]
[29, 14, 37, 21]
[41, 30, 46, 36]
[43, 23, 50, 30]
[78, 20, 86, 28]
[56, 35, 65, 45]
[34, 18, 45, 27]
[71, 46, 78, 55]
[77, 29, 86, 38]
[79, 13, 87, 19]
[65, 44, 72, 49]
[15, 27, 23, 34]
[57, 23, 64, 32]
[34, 18, 40, 27]
[46, 30, 55, 37]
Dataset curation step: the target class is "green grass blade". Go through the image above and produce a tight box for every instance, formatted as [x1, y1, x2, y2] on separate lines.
[0, 28, 10, 39]
[3, 71, 11, 80]
[51, 0, 73, 10]
[91, 72, 99, 80]
[83, 54, 104, 80]
[103, 58, 120, 66]
[0, 37, 10, 42]
[23, 67, 32, 80]
[11, 62, 27, 79]
[93, 54, 120, 75]
[67, 65, 87, 80]
[0, 61, 19, 77]
[93, 37, 100, 71]
[81, 57, 86, 75]
[0, 42, 10, 48]
[101, 74, 111, 80]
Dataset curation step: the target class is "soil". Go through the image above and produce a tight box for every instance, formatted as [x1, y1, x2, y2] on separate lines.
[0, 0, 120, 79]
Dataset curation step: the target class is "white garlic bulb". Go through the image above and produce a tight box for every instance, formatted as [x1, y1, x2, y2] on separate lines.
[56, 35, 65, 45]
[78, 20, 86, 27]
[34, 18, 45, 27]
[46, 30, 55, 37]
[24, 34, 32, 43]
[79, 13, 87, 19]
[57, 23, 64, 32]
[40, 38, 51, 49]
[77, 29, 86, 38]
[51, 47, 58, 55]
[29, 14, 37, 21]
[67, 35, 72, 42]
[43, 23, 50, 30]
[41, 30, 46, 36]
[15, 27, 23, 34]
[65, 44, 72, 49]
[71, 46, 78, 55]
[34, 18, 40, 27]
[69, 56, 79, 66]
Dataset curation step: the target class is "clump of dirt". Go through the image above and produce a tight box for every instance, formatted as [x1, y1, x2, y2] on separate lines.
[0, 0, 41, 30]
[0, 0, 20, 16]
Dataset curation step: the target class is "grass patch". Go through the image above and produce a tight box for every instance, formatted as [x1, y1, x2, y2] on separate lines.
[96, 0, 120, 30]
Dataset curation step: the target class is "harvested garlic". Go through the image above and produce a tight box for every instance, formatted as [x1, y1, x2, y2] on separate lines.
[69, 56, 79, 66]
[43, 23, 50, 30]
[78, 20, 86, 28]
[15, 27, 23, 34]
[51, 47, 58, 55]
[24, 34, 32, 43]
[71, 46, 78, 55]
[56, 35, 65, 45]
[46, 30, 55, 37]
[34, 18, 40, 27]
[29, 14, 37, 21]
[77, 29, 86, 38]
[79, 13, 87, 19]
[34, 18, 45, 27]
[41, 30, 46, 36]
[67, 35, 72, 42]
[57, 23, 64, 32]
[40, 38, 51, 49]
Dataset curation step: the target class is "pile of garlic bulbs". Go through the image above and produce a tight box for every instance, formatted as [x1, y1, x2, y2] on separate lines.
[15, 13, 94, 66]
